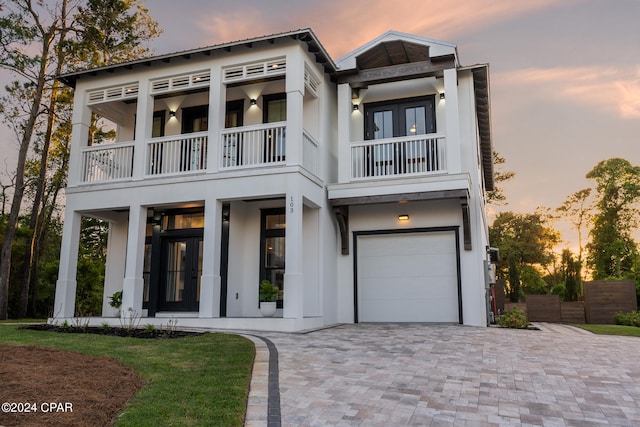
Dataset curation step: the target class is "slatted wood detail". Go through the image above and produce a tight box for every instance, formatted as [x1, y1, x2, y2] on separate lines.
[584, 280, 637, 324]
[560, 301, 586, 324]
[525, 295, 561, 323]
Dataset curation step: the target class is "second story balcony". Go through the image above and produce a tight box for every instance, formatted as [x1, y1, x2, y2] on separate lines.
[350, 133, 446, 180]
[78, 121, 321, 184]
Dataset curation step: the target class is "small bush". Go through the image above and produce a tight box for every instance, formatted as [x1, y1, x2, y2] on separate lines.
[614, 310, 640, 327]
[497, 307, 530, 328]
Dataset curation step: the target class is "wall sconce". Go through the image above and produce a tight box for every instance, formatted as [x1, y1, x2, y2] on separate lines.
[398, 214, 410, 221]
[439, 93, 445, 100]
[169, 110, 176, 117]
[250, 98, 257, 106]
[353, 103, 359, 111]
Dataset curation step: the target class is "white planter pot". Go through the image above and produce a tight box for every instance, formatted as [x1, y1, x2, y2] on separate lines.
[260, 302, 277, 317]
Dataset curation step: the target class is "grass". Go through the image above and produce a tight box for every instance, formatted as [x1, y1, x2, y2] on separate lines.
[572, 324, 640, 337]
[0, 318, 46, 323]
[0, 324, 255, 426]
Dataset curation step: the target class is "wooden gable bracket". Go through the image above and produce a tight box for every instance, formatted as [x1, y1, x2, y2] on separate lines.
[460, 198, 472, 250]
[333, 206, 349, 255]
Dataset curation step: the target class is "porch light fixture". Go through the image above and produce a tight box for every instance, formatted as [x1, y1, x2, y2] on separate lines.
[398, 214, 410, 221]
[440, 93, 445, 100]
[353, 103, 359, 111]
[169, 110, 176, 117]
[250, 98, 257, 106]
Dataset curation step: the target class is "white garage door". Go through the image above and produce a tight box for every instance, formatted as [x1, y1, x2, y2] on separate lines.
[357, 230, 460, 323]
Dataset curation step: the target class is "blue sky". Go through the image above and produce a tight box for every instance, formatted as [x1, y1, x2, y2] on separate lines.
[1, 0, 638, 249]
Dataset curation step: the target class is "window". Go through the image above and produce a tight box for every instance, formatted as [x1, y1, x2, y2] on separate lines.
[182, 105, 208, 133]
[263, 93, 286, 162]
[152, 111, 166, 138]
[260, 208, 285, 308]
[222, 100, 244, 167]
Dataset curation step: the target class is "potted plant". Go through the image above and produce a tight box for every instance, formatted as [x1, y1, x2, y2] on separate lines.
[108, 291, 122, 317]
[259, 280, 279, 317]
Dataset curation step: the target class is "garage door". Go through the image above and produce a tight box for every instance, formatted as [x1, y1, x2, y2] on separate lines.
[356, 230, 460, 323]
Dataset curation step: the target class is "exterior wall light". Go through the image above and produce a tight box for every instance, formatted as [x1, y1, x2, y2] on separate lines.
[250, 98, 257, 106]
[353, 103, 359, 111]
[439, 93, 445, 100]
[169, 110, 176, 117]
[398, 214, 410, 221]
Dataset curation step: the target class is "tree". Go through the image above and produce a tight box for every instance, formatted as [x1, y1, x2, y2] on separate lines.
[0, 0, 161, 319]
[556, 188, 592, 270]
[490, 210, 560, 300]
[561, 249, 581, 302]
[489, 210, 560, 267]
[486, 151, 515, 205]
[586, 158, 640, 279]
[507, 256, 521, 302]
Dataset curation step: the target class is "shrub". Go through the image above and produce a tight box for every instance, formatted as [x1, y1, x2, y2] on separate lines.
[497, 307, 530, 328]
[614, 310, 640, 327]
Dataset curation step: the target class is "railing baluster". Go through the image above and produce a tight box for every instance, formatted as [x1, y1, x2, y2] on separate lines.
[349, 135, 446, 180]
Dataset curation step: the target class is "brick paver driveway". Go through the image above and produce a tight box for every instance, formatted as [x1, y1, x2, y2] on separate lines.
[262, 323, 640, 426]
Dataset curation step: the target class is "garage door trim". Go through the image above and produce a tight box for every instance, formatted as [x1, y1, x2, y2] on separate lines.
[353, 226, 462, 324]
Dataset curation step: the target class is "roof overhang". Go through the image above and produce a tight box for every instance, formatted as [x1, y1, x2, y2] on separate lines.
[461, 64, 494, 192]
[57, 28, 336, 88]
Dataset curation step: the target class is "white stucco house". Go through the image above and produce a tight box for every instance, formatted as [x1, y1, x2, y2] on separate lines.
[53, 28, 495, 332]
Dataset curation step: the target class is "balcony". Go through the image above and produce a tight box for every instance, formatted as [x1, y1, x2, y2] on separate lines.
[81, 142, 134, 183]
[220, 122, 286, 169]
[350, 134, 446, 180]
[76, 122, 326, 184]
[146, 132, 208, 176]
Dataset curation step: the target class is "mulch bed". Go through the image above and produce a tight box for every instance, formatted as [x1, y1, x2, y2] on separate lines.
[0, 325, 205, 426]
[0, 344, 144, 427]
[21, 323, 204, 339]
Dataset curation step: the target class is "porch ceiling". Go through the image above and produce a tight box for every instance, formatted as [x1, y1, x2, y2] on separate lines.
[356, 40, 431, 69]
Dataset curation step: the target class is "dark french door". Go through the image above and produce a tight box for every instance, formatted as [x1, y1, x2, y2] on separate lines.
[158, 235, 203, 312]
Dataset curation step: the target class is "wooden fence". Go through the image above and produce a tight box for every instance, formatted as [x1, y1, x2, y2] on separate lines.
[497, 280, 636, 324]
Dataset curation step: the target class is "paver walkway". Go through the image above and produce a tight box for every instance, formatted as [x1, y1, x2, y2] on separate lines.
[258, 323, 640, 426]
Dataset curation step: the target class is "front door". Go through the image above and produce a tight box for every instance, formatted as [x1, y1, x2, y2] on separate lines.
[159, 235, 203, 311]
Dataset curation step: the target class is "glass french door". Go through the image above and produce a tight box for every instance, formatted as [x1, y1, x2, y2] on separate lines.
[159, 235, 203, 311]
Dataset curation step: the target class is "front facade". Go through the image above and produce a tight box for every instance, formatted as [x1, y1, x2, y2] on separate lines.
[53, 29, 494, 331]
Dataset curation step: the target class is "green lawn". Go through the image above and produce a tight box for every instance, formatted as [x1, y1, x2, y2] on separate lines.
[572, 324, 640, 337]
[0, 324, 255, 426]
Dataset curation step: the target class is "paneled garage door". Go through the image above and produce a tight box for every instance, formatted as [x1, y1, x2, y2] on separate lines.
[356, 229, 460, 323]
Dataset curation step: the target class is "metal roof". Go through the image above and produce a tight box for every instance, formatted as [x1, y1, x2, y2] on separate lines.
[57, 28, 336, 88]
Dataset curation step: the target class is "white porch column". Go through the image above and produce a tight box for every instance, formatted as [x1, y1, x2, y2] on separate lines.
[207, 64, 223, 174]
[68, 91, 92, 186]
[121, 205, 147, 317]
[284, 179, 304, 319]
[285, 52, 304, 166]
[101, 218, 128, 317]
[200, 199, 222, 318]
[337, 83, 353, 183]
[132, 78, 153, 179]
[54, 211, 82, 318]
[444, 68, 462, 173]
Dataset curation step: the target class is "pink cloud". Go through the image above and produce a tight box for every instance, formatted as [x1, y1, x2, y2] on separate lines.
[191, 0, 563, 58]
[497, 67, 640, 119]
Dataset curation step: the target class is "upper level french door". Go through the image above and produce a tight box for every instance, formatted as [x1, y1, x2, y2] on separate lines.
[364, 96, 436, 176]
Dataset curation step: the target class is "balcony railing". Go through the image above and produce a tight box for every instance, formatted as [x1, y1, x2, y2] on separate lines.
[351, 134, 446, 179]
[220, 122, 286, 169]
[146, 132, 208, 176]
[302, 130, 319, 176]
[80, 142, 134, 183]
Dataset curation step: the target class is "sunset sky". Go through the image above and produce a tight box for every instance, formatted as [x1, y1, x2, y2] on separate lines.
[1, 0, 638, 249]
